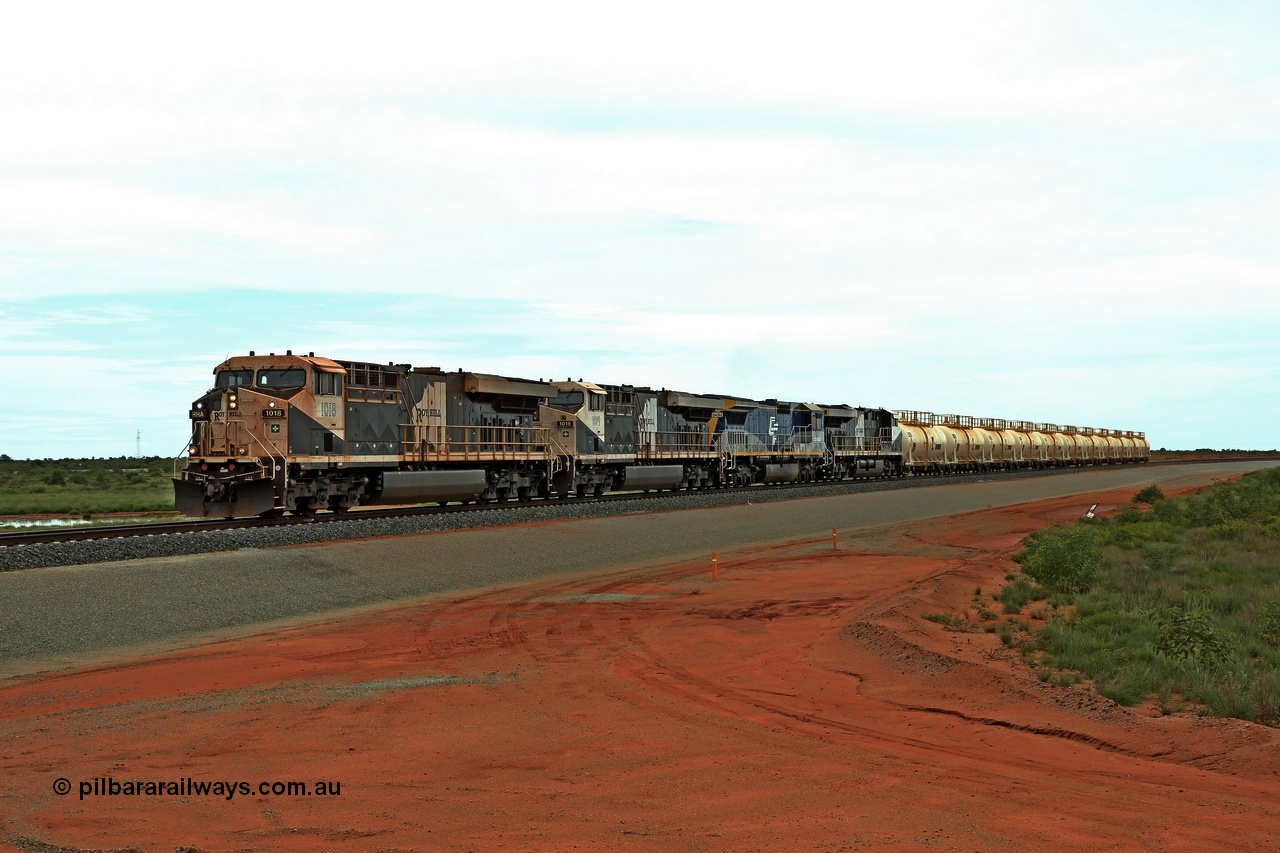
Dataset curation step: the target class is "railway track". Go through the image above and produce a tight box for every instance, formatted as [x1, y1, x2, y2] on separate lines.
[0, 463, 1174, 549]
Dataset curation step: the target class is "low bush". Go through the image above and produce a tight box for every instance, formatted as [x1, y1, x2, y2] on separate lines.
[998, 576, 1047, 614]
[1019, 525, 1104, 593]
[923, 612, 967, 630]
[1133, 484, 1166, 505]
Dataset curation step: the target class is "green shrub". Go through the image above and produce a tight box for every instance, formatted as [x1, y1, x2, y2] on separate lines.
[1133, 485, 1165, 505]
[1114, 506, 1143, 524]
[1020, 526, 1104, 593]
[1155, 608, 1235, 666]
[1148, 499, 1184, 524]
[1258, 602, 1280, 646]
[998, 576, 1047, 614]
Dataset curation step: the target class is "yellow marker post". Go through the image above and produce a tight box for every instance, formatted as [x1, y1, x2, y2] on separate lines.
[832, 527, 838, 551]
[711, 551, 719, 582]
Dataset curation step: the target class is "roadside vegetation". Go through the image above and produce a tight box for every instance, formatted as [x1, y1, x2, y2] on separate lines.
[0, 455, 176, 515]
[923, 469, 1280, 725]
[989, 468, 1280, 725]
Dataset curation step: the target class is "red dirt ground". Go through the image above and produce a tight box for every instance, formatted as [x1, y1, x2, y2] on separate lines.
[3, 476, 1279, 852]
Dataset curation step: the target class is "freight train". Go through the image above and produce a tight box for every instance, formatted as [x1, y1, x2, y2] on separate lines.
[174, 351, 1149, 518]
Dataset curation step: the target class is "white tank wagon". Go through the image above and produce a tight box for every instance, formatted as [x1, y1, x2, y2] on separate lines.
[892, 411, 1148, 475]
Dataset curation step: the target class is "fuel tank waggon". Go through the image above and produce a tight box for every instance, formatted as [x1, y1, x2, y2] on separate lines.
[1088, 430, 1110, 463]
[1132, 431, 1151, 462]
[1071, 429, 1094, 465]
[894, 411, 933, 473]
[1049, 427, 1074, 466]
[1022, 423, 1048, 467]
[997, 422, 1028, 469]
[895, 411, 959, 473]
[936, 415, 995, 471]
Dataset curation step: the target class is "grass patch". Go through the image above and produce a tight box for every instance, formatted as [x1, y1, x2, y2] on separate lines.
[1009, 467, 1280, 725]
[0, 456, 176, 515]
[923, 612, 968, 630]
[998, 576, 1049, 614]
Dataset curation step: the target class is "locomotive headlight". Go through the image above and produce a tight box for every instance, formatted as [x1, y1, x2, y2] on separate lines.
[195, 402, 204, 410]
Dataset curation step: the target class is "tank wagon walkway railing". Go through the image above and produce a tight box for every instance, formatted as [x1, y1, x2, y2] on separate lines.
[399, 424, 554, 463]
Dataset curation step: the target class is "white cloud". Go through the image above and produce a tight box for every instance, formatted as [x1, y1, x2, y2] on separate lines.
[0, 1, 1277, 455]
[0, 2, 1247, 123]
[0, 180, 373, 254]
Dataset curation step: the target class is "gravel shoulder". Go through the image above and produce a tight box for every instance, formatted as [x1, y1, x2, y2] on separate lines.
[1, 460, 1274, 678]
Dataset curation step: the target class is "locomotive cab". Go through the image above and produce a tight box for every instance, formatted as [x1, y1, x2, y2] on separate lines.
[175, 351, 347, 517]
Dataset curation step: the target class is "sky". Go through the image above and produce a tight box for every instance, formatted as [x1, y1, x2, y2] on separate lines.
[1, 0, 1277, 457]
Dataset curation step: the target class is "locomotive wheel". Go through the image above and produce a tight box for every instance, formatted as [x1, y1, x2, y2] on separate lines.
[295, 500, 316, 517]
[517, 486, 531, 502]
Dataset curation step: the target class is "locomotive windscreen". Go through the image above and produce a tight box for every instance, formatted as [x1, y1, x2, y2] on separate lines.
[215, 369, 252, 388]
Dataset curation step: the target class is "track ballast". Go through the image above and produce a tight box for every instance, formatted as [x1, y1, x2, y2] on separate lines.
[0, 464, 1159, 572]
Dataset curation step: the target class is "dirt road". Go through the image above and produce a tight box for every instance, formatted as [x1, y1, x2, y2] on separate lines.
[3, 460, 1273, 678]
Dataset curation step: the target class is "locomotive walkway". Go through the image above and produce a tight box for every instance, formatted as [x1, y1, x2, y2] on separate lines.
[2, 460, 1275, 679]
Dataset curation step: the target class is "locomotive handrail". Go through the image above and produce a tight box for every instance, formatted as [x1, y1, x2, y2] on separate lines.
[244, 422, 287, 482]
[173, 430, 199, 481]
[828, 432, 895, 456]
[399, 424, 554, 462]
[635, 430, 715, 459]
[717, 428, 826, 456]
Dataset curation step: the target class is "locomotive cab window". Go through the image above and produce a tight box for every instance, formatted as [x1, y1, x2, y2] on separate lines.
[588, 393, 604, 411]
[215, 369, 252, 388]
[255, 369, 308, 399]
[550, 390, 584, 411]
[257, 369, 306, 388]
[313, 372, 343, 396]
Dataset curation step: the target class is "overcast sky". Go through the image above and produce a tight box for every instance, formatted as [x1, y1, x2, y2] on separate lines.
[2, 1, 1277, 457]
